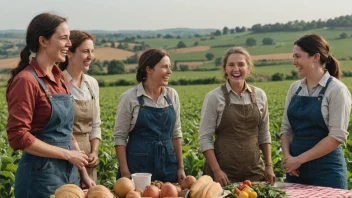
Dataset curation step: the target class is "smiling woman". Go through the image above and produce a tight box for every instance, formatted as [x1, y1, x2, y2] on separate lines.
[5, 13, 95, 198]
[114, 48, 186, 184]
[198, 47, 276, 186]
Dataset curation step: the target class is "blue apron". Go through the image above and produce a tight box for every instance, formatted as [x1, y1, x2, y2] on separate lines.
[14, 71, 79, 198]
[286, 77, 347, 189]
[117, 94, 178, 182]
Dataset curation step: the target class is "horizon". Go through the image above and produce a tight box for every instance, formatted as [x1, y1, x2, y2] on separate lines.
[0, 0, 351, 31]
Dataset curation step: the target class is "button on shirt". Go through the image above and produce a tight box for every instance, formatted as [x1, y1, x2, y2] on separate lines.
[114, 83, 182, 146]
[63, 70, 102, 140]
[280, 72, 351, 143]
[198, 81, 271, 152]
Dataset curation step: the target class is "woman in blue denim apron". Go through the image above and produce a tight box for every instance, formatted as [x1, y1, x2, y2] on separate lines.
[114, 49, 186, 183]
[280, 34, 351, 189]
[6, 13, 94, 198]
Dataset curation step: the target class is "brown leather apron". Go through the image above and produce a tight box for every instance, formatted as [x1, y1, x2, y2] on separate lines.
[72, 81, 97, 183]
[204, 84, 265, 182]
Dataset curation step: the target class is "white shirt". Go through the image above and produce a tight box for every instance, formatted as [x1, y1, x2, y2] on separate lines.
[114, 83, 182, 146]
[280, 72, 351, 143]
[63, 70, 102, 140]
[198, 80, 271, 152]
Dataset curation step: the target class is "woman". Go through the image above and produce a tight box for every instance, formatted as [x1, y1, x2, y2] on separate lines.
[114, 49, 185, 183]
[280, 34, 351, 189]
[59, 30, 101, 184]
[6, 13, 95, 197]
[198, 47, 275, 186]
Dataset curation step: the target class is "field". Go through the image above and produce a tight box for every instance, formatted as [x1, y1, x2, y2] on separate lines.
[1, 77, 352, 196]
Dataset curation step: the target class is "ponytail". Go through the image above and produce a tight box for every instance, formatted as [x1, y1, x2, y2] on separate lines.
[326, 55, 342, 80]
[6, 46, 31, 89]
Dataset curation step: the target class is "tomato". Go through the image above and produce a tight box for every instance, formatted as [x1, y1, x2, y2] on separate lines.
[243, 180, 252, 187]
[234, 187, 241, 195]
[239, 184, 247, 191]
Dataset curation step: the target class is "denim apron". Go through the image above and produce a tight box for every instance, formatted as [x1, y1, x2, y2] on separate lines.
[117, 94, 178, 182]
[14, 71, 79, 198]
[204, 84, 265, 182]
[286, 77, 347, 189]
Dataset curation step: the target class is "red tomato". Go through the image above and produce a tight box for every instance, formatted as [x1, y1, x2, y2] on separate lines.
[234, 187, 241, 195]
[243, 180, 252, 187]
[239, 184, 247, 191]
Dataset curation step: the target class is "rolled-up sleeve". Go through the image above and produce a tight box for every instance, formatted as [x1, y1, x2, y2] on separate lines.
[258, 91, 271, 144]
[6, 76, 37, 150]
[90, 79, 102, 140]
[198, 92, 218, 152]
[172, 90, 182, 139]
[280, 84, 294, 137]
[114, 93, 133, 146]
[327, 87, 351, 143]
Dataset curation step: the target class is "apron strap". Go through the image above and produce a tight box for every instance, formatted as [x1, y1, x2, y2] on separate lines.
[84, 81, 96, 100]
[137, 95, 145, 107]
[164, 94, 173, 106]
[31, 71, 53, 100]
[249, 85, 257, 104]
[221, 84, 231, 105]
[317, 76, 333, 99]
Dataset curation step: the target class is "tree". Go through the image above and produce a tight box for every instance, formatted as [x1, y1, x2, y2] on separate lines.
[223, 26, 229, 35]
[272, 72, 285, 81]
[246, 37, 257, 46]
[88, 61, 104, 75]
[179, 64, 189, 71]
[177, 41, 186, 48]
[194, 41, 199, 46]
[108, 60, 125, 74]
[214, 30, 222, 36]
[126, 54, 138, 64]
[230, 29, 235, 34]
[110, 41, 115, 48]
[157, 34, 162, 38]
[205, 52, 214, 60]
[215, 57, 222, 66]
[340, 32, 348, 39]
[262, 37, 275, 45]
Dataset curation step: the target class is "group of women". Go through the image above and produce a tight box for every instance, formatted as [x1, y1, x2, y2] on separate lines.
[6, 12, 351, 197]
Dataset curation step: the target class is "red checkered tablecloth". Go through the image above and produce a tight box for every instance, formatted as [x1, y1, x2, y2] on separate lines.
[282, 183, 352, 198]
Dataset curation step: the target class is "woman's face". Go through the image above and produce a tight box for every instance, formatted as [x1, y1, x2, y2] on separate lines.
[292, 45, 317, 77]
[41, 22, 71, 63]
[67, 39, 94, 72]
[225, 53, 250, 86]
[146, 56, 172, 87]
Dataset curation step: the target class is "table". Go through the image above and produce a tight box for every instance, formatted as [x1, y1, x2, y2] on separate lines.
[280, 183, 352, 198]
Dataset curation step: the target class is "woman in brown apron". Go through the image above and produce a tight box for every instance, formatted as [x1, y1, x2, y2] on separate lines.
[59, 31, 101, 184]
[198, 47, 275, 186]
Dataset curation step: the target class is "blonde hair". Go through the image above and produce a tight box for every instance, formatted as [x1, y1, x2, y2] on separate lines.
[222, 47, 253, 79]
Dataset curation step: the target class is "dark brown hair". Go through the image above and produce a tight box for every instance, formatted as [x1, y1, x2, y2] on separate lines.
[222, 47, 253, 79]
[294, 34, 341, 79]
[59, 30, 95, 71]
[136, 49, 170, 82]
[6, 13, 67, 89]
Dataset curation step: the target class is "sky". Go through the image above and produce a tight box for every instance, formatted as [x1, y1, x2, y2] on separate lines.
[0, 0, 351, 31]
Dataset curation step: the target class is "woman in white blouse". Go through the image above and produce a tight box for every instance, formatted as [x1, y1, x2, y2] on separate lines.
[198, 47, 275, 186]
[280, 34, 351, 189]
[59, 30, 101, 184]
[114, 49, 185, 183]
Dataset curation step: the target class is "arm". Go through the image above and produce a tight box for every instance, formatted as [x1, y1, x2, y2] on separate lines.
[87, 138, 100, 168]
[72, 141, 95, 187]
[173, 138, 185, 183]
[113, 92, 134, 178]
[260, 143, 275, 185]
[198, 91, 229, 186]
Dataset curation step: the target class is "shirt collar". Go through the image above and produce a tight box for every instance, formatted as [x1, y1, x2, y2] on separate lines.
[136, 82, 167, 97]
[63, 69, 88, 83]
[300, 71, 331, 87]
[225, 80, 252, 94]
[30, 58, 64, 79]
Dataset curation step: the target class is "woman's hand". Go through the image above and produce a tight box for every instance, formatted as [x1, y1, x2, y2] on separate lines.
[68, 150, 89, 169]
[177, 167, 186, 184]
[288, 169, 300, 177]
[283, 156, 302, 173]
[81, 173, 96, 188]
[121, 169, 131, 179]
[264, 166, 276, 185]
[213, 169, 230, 186]
[87, 151, 99, 168]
